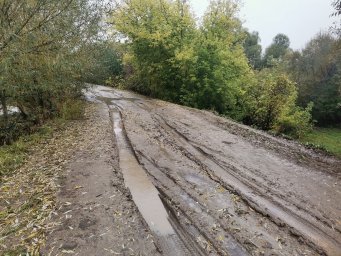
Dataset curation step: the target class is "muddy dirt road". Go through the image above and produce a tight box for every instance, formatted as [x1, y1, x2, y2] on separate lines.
[90, 85, 341, 256]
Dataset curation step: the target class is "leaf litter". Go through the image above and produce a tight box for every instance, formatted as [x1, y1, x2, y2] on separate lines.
[0, 104, 97, 255]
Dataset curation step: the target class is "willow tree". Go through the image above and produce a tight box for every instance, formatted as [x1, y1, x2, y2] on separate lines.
[0, 0, 104, 123]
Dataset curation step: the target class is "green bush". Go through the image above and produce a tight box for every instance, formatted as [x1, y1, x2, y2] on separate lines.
[273, 103, 313, 138]
[243, 70, 313, 138]
[0, 115, 35, 145]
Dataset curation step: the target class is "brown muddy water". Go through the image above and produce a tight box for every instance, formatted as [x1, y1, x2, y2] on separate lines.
[107, 104, 206, 255]
[111, 109, 174, 236]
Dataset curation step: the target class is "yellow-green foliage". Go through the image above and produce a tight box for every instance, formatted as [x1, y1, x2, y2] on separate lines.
[111, 0, 252, 116]
[244, 70, 313, 138]
[273, 103, 313, 138]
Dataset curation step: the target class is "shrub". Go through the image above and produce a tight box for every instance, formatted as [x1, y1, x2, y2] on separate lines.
[273, 103, 313, 138]
[243, 70, 313, 138]
[60, 99, 85, 120]
[0, 115, 35, 145]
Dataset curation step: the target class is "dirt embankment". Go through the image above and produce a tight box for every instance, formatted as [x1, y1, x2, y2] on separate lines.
[89, 86, 341, 256]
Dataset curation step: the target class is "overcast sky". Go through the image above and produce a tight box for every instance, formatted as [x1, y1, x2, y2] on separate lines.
[190, 0, 338, 51]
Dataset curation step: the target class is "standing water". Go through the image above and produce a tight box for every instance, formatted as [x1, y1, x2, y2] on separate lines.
[111, 109, 175, 236]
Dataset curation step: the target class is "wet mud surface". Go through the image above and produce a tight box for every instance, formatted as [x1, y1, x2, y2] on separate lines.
[90, 86, 341, 256]
[42, 103, 160, 255]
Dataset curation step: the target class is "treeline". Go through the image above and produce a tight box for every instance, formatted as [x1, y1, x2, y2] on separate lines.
[1, 0, 340, 144]
[0, 0, 106, 144]
[107, 0, 340, 137]
[244, 31, 341, 127]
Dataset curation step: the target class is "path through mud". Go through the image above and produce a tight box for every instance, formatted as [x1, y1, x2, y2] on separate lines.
[90, 85, 341, 256]
[110, 107, 205, 256]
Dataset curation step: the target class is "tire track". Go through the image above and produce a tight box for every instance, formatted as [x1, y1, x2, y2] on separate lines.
[107, 104, 208, 256]
[91, 86, 341, 256]
[152, 115, 341, 256]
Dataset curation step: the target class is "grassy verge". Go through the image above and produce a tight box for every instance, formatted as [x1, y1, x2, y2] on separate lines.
[0, 99, 86, 255]
[0, 99, 85, 179]
[0, 125, 54, 179]
[300, 128, 341, 158]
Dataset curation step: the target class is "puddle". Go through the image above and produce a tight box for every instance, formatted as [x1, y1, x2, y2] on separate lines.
[111, 109, 175, 236]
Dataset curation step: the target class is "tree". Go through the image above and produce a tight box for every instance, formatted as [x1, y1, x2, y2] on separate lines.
[111, 0, 252, 116]
[0, 0, 104, 118]
[84, 41, 123, 85]
[331, 0, 341, 36]
[332, 0, 341, 16]
[111, 0, 314, 136]
[243, 31, 262, 69]
[284, 32, 341, 126]
[179, 0, 252, 116]
[111, 0, 196, 101]
[0, 0, 105, 143]
[263, 33, 291, 67]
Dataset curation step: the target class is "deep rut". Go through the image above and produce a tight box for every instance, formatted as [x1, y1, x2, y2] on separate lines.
[107, 104, 207, 256]
[154, 116, 341, 255]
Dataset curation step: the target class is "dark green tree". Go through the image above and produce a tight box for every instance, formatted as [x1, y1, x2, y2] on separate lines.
[263, 33, 291, 67]
[285, 33, 341, 126]
[243, 31, 262, 69]
[84, 41, 123, 85]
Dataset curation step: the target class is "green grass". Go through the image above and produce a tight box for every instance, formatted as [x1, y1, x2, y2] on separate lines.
[0, 99, 85, 179]
[0, 124, 55, 178]
[300, 128, 341, 158]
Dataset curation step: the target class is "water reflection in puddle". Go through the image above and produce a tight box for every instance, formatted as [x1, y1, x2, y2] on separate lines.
[112, 109, 175, 236]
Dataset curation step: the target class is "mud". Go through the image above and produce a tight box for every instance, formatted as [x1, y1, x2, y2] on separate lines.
[42, 102, 161, 255]
[90, 85, 341, 256]
[109, 103, 209, 256]
[111, 109, 174, 236]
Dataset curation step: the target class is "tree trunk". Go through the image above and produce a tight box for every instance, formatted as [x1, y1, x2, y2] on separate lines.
[17, 103, 29, 119]
[0, 91, 8, 121]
